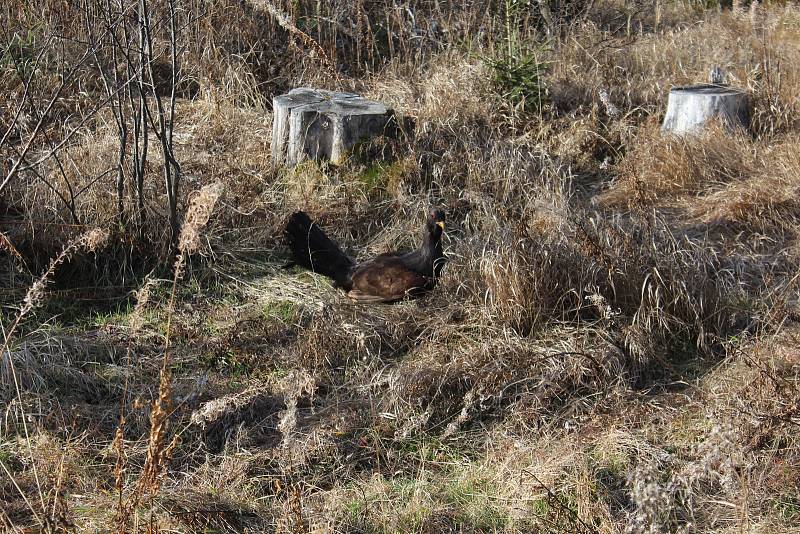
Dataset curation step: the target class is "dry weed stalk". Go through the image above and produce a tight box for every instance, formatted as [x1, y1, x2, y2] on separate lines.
[177, 182, 225, 256]
[173, 181, 225, 278]
[287, 484, 307, 533]
[624, 424, 745, 534]
[1, 227, 109, 378]
[129, 275, 160, 332]
[0, 228, 108, 528]
[278, 370, 316, 461]
[120, 182, 223, 527]
[135, 366, 180, 500]
[112, 409, 127, 532]
[0, 231, 26, 269]
[19, 229, 108, 318]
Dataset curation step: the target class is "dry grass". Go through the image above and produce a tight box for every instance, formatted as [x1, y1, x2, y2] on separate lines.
[2, 0, 800, 532]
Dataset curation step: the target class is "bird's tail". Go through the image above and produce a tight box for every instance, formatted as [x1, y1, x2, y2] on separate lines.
[284, 211, 355, 288]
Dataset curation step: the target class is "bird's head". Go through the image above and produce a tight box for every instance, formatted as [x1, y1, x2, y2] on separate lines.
[426, 207, 446, 238]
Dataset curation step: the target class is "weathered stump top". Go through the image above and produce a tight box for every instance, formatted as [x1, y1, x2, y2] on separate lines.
[272, 88, 396, 167]
[274, 88, 391, 116]
[668, 84, 747, 97]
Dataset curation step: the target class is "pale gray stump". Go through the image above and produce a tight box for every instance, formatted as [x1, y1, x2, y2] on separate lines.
[271, 88, 395, 167]
[661, 84, 750, 135]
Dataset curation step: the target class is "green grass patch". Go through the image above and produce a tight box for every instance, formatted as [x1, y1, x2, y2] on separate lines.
[589, 445, 630, 479]
[443, 477, 509, 529]
[1, 26, 41, 77]
[0, 441, 20, 469]
[352, 158, 413, 196]
[341, 472, 515, 532]
[773, 494, 800, 522]
[83, 301, 137, 328]
[262, 299, 298, 324]
[198, 348, 257, 378]
[530, 497, 549, 516]
[358, 163, 389, 191]
[392, 435, 475, 466]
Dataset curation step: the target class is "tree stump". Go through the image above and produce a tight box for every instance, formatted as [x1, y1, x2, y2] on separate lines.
[271, 88, 396, 167]
[661, 84, 750, 135]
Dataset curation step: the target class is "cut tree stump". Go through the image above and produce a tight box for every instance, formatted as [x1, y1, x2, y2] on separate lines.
[271, 88, 396, 167]
[661, 84, 750, 135]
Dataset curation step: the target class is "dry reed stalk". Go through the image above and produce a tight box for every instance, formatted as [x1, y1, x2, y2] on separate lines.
[112, 368, 139, 526]
[47, 452, 71, 531]
[16, 229, 108, 318]
[173, 181, 225, 279]
[135, 365, 179, 498]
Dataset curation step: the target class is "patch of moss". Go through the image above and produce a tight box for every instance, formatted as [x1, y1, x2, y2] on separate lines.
[352, 158, 415, 197]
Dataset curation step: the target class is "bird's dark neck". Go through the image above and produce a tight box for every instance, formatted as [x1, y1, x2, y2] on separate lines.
[417, 231, 444, 278]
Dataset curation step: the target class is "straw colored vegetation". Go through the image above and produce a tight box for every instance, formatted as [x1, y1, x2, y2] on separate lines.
[1, 0, 800, 532]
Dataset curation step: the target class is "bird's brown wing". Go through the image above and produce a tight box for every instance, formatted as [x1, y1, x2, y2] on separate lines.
[347, 257, 429, 303]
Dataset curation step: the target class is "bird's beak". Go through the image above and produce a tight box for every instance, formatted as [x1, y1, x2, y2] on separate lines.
[436, 221, 445, 231]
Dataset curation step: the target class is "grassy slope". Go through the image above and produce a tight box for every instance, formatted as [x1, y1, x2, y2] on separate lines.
[2, 1, 800, 532]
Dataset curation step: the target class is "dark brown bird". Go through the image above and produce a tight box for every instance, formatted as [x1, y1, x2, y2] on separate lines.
[284, 208, 446, 303]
